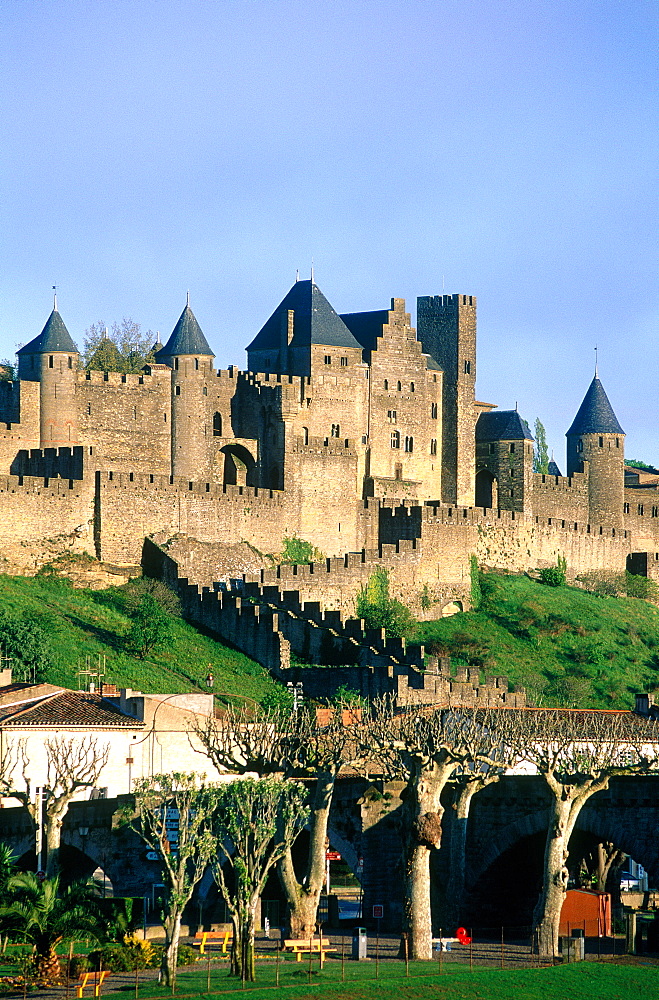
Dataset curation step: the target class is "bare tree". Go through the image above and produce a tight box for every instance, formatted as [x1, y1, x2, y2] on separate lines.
[518, 709, 659, 957]
[362, 700, 512, 960]
[1, 737, 110, 875]
[192, 701, 361, 938]
[123, 773, 218, 987]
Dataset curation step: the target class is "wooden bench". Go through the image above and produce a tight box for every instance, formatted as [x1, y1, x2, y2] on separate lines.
[283, 938, 336, 968]
[77, 970, 111, 998]
[194, 929, 232, 955]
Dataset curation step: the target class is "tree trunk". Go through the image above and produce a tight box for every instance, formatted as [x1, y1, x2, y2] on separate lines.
[34, 943, 62, 983]
[45, 813, 64, 877]
[161, 911, 181, 987]
[278, 771, 334, 938]
[400, 761, 449, 961]
[533, 797, 571, 957]
[444, 783, 477, 931]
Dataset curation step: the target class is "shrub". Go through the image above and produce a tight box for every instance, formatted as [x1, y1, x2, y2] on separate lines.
[280, 535, 324, 565]
[355, 568, 414, 638]
[625, 572, 659, 601]
[539, 556, 567, 588]
[124, 594, 173, 659]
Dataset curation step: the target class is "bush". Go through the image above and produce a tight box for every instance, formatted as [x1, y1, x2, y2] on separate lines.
[280, 535, 324, 565]
[88, 937, 158, 972]
[124, 594, 173, 659]
[625, 572, 659, 601]
[539, 556, 567, 588]
[356, 568, 414, 638]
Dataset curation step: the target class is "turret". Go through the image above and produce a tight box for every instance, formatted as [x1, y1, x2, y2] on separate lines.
[155, 298, 214, 478]
[566, 374, 625, 528]
[16, 298, 80, 448]
[475, 409, 534, 513]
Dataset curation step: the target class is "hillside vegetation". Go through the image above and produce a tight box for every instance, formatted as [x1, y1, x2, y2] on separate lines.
[415, 572, 659, 709]
[0, 572, 277, 706]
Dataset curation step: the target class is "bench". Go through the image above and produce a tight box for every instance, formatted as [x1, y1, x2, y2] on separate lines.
[194, 929, 232, 955]
[283, 938, 337, 968]
[77, 971, 111, 998]
[433, 927, 472, 952]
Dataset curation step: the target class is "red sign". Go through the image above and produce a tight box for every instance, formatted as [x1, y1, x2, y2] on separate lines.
[372, 905, 384, 919]
[325, 851, 342, 861]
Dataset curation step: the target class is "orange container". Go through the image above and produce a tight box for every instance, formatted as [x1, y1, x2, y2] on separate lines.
[559, 889, 612, 937]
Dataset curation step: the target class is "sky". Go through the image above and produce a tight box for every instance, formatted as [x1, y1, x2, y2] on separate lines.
[0, 0, 657, 466]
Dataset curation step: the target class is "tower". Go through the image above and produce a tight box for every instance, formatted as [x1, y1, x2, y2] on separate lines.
[16, 300, 80, 449]
[416, 294, 477, 506]
[566, 374, 625, 528]
[155, 299, 214, 478]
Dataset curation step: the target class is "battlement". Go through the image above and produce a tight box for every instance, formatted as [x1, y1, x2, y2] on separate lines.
[79, 370, 168, 388]
[100, 468, 287, 504]
[418, 293, 476, 311]
[10, 446, 87, 481]
[292, 434, 356, 456]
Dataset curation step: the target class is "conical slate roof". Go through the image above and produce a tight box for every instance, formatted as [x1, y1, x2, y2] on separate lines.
[17, 309, 78, 355]
[247, 280, 362, 352]
[155, 303, 214, 359]
[566, 376, 624, 436]
[548, 459, 562, 477]
[476, 410, 533, 442]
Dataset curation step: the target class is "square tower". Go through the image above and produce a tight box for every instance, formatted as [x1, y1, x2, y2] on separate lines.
[417, 294, 477, 506]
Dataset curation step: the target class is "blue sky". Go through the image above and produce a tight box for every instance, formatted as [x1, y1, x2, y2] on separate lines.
[1, 0, 657, 465]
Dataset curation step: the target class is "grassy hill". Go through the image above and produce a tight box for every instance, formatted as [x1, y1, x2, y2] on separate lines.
[414, 572, 659, 709]
[0, 572, 278, 707]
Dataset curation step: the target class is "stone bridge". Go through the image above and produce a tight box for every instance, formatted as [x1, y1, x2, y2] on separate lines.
[2, 774, 658, 932]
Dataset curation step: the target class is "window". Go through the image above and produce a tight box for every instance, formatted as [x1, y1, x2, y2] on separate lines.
[464, 360, 471, 374]
[410, 382, 415, 392]
[624, 502, 630, 514]
[599, 436, 604, 447]
[340, 357, 348, 367]
[331, 424, 340, 437]
[397, 381, 402, 391]
[174, 358, 179, 370]
[653, 507, 658, 518]
[324, 355, 331, 365]
[133, 406, 137, 420]
[68, 356, 73, 369]
[431, 403, 438, 419]
[391, 430, 400, 449]
[387, 409, 397, 423]
[163, 412, 167, 422]
[489, 443, 495, 454]
[509, 443, 515, 453]
[404, 435, 414, 453]
[194, 358, 199, 370]
[175, 385, 181, 395]
[578, 439, 583, 452]
[87, 403, 91, 415]
[203, 386, 207, 395]
[616, 438, 620, 448]
[48, 356, 53, 368]
[384, 379, 389, 390]
[430, 439, 437, 456]
[638, 504, 644, 516]
[303, 427, 309, 445]
[213, 412, 222, 436]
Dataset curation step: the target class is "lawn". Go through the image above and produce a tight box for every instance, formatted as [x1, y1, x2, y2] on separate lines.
[110, 958, 658, 1000]
[0, 573, 278, 706]
[415, 572, 659, 708]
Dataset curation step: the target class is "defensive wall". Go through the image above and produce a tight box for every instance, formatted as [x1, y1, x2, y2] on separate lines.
[145, 537, 526, 708]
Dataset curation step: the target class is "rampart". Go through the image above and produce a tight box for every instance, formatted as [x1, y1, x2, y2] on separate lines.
[145, 537, 526, 709]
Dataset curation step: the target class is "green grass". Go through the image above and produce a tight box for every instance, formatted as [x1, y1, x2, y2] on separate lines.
[96, 958, 658, 1000]
[414, 572, 659, 709]
[0, 573, 278, 706]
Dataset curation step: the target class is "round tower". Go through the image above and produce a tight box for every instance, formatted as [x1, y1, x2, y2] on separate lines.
[566, 373, 625, 528]
[155, 297, 214, 479]
[16, 297, 80, 448]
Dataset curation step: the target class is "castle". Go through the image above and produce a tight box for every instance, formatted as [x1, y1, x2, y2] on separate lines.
[1, 276, 658, 621]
